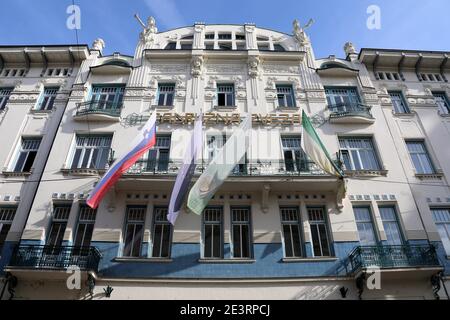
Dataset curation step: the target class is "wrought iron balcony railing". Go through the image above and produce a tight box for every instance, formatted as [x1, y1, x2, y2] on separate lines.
[126, 159, 339, 177]
[76, 100, 123, 117]
[9, 245, 102, 272]
[345, 244, 440, 275]
[328, 102, 373, 120]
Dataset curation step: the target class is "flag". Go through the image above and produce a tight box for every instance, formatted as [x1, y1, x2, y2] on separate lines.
[187, 115, 252, 215]
[301, 110, 343, 177]
[86, 112, 157, 209]
[167, 113, 203, 225]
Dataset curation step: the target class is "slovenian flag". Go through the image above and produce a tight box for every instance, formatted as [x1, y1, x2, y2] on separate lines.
[86, 112, 157, 209]
[167, 113, 203, 225]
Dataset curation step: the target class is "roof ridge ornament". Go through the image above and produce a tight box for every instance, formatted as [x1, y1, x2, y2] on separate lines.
[293, 18, 314, 46]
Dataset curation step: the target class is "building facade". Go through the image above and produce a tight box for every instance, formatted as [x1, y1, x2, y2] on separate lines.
[0, 19, 449, 300]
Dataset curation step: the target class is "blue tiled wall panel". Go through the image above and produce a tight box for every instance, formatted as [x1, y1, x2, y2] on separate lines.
[94, 241, 360, 279]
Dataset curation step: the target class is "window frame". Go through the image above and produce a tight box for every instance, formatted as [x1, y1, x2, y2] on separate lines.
[156, 83, 175, 107]
[0, 206, 17, 254]
[388, 91, 410, 114]
[122, 205, 146, 258]
[73, 204, 97, 249]
[216, 83, 235, 107]
[405, 140, 436, 174]
[90, 84, 125, 109]
[430, 207, 450, 255]
[69, 134, 113, 170]
[307, 206, 333, 257]
[280, 136, 309, 172]
[279, 206, 305, 258]
[353, 205, 379, 246]
[378, 205, 405, 245]
[12, 137, 42, 173]
[151, 206, 173, 258]
[338, 136, 382, 171]
[46, 204, 71, 247]
[201, 206, 224, 259]
[36, 87, 59, 111]
[230, 206, 253, 259]
[0, 87, 13, 110]
[276, 85, 296, 108]
[143, 134, 171, 172]
[432, 91, 450, 115]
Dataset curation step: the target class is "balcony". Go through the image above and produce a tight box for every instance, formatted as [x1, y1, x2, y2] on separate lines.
[7, 245, 101, 273]
[73, 100, 123, 121]
[345, 244, 442, 277]
[328, 103, 374, 124]
[118, 159, 343, 193]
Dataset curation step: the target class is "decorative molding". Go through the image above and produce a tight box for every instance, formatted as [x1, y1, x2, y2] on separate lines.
[150, 64, 188, 73]
[262, 64, 300, 74]
[206, 63, 243, 74]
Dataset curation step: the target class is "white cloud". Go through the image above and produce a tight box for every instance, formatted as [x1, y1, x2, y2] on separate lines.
[144, 0, 187, 30]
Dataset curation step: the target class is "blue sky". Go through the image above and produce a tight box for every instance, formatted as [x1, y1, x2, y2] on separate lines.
[1, 0, 449, 58]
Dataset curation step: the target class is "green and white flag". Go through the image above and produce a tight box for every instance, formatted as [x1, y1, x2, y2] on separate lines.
[187, 115, 252, 215]
[301, 110, 343, 177]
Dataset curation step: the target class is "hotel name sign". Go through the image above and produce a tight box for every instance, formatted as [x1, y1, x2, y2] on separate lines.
[153, 112, 301, 125]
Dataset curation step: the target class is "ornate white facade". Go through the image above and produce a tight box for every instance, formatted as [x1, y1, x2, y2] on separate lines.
[0, 20, 449, 300]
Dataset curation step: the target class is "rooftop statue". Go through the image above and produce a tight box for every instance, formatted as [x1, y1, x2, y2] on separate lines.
[293, 18, 314, 45]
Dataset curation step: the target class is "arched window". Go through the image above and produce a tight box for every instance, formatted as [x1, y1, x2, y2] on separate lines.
[164, 42, 177, 50]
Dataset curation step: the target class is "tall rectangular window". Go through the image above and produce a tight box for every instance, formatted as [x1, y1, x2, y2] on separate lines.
[202, 207, 223, 259]
[406, 141, 435, 174]
[325, 87, 360, 110]
[339, 137, 381, 171]
[379, 206, 403, 245]
[0, 207, 17, 252]
[276, 85, 295, 108]
[231, 207, 252, 258]
[353, 206, 377, 246]
[70, 135, 112, 170]
[280, 207, 303, 258]
[281, 136, 309, 172]
[145, 135, 171, 172]
[123, 206, 146, 257]
[74, 205, 96, 248]
[433, 92, 450, 115]
[431, 208, 450, 254]
[0, 88, 13, 110]
[152, 207, 172, 258]
[207, 134, 226, 162]
[13, 137, 41, 173]
[157, 84, 175, 106]
[217, 84, 234, 107]
[46, 205, 71, 247]
[91, 85, 125, 110]
[37, 87, 58, 111]
[389, 91, 410, 113]
[308, 207, 331, 257]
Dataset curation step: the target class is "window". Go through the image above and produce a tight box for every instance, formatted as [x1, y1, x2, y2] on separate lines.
[281, 136, 308, 172]
[0, 88, 13, 110]
[152, 207, 172, 258]
[420, 73, 444, 82]
[13, 137, 41, 173]
[235, 34, 246, 40]
[353, 206, 377, 245]
[273, 44, 285, 52]
[339, 137, 381, 171]
[218, 43, 232, 50]
[406, 141, 435, 174]
[157, 84, 175, 106]
[276, 85, 295, 108]
[433, 92, 450, 115]
[280, 207, 303, 258]
[74, 205, 96, 248]
[217, 84, 235, 107]
[202, 207, 223, 259]
[308, 207, 331, 257]
[379, 206, 403, 245]
[180, 43, 192, 50]
[325, 87, 360, 110]
[204, 33, 215, 39]
[431, 208, 450, 254]
[123, 206, 146, 257]
[0, 207, 16, 253]
[46, 205, 71, 247]
[205, 43, 214, 50]
[37, 87, 58, 111]
[231, 207, 252, 258]
[91, 85, 125, 110]
[70, 135, 112, 170]
[389, 91, 410, 113]
[257, 43, 270, 51]
[236, 43, 246, 50]
[164, 42, 177, 50]
[145, 135, 171, 172]
[218, 33, 232, 40]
